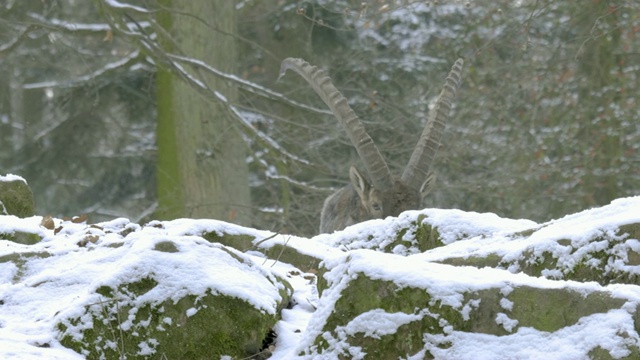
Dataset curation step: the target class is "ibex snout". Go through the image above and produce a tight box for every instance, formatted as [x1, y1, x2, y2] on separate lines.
[319, 167, 433, 233]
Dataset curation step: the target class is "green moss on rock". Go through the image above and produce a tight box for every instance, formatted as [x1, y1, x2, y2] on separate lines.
[414, 215, 444, 252]
[368, 215, 444, 254]
[0, 178, 35, 217]
[203, 230, 323, 273]
[432, 221, 640, 287]
[509, 287, 625, 332]
[439, 254, 503, 269]
[153, 241, 179, 253]
[0, 251, 51, 282]
[0, 230, 42, 245]
[314, 275, 463, 357]
[619, 223, 640, 242]
[308, 258, 635, 358]
[201, 231, 256, 252]
[263, 243, 323, 273]
[58, 277, 279, 359]
[518, 250, 559, 278]
[589, 344, 640, 359]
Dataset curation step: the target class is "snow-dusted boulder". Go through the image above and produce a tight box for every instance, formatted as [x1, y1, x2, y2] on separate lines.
[296, 251, 640, 359]
[422, 197, 640, 286]
[0, 174, 34, 218]
[2, 196, 640, 359]
[290, 197, 640, 359]
[315, 197, 640, 286]
[0, 217, 292, 359]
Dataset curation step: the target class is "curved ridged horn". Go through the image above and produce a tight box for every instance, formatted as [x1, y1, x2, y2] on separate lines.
[401, 58, 464, 191]
[279, 58, 393, 190]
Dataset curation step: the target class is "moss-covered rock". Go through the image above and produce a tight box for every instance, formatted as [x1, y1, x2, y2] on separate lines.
[59, 278, 278, 359]
[0, 251, 51, 282]
[315, 213, 446, 257]
[0, 228, 42, 245]
[312, 275, 461, 358]
[12, 220, 295, 359]
[379, 214, 444, 254]
[434, 221, 640, 286]
[4, 196, 640, 359]
[202, 230, 324, 273]
[0, 175, 35, 218]
[202, 230, 257, 251]
[299, 250, 640, 359]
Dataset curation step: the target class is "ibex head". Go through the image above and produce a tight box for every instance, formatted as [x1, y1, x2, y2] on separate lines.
[279, 58, 464, 233]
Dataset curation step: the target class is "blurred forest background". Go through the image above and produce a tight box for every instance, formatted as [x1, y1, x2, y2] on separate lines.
[1, 0, 638, 236]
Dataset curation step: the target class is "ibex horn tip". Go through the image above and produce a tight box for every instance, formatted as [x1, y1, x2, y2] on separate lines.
[277, 57, 301, 82]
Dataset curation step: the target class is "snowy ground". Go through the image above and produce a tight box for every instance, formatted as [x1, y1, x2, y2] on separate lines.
[1, 196, 640, 359]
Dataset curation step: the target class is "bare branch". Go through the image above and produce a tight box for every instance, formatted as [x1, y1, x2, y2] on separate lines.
[168, 54, 332, 116]
[22, 50, 143, 90]
[102, 0, 151, 14]
[26, 12, 151, 34]
[0, 24, 33, 55]
[232, 108, 312, 167]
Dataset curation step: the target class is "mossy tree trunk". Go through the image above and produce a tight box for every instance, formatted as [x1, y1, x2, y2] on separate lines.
[155, 0, 250, 224]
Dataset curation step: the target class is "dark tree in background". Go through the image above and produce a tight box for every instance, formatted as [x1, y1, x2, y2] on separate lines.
[1, 1, 638, 236]
[0, 1, 156, 220]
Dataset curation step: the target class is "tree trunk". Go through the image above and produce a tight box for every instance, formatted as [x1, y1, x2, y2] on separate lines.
[155, 0, 250, 224]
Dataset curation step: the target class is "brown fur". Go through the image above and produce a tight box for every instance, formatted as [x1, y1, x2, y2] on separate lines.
[319, 171, 425, 233]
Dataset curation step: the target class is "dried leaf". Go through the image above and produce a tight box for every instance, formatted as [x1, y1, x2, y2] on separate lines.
[40, 215, 55, 230]
[288, 270, 301, 277]
[71, 214, 89, 223]
[77, 234, 99, 247]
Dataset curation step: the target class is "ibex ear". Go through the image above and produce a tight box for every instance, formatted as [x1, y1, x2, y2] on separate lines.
[420, 172, 437, 198]
[349, 165, 369, 201]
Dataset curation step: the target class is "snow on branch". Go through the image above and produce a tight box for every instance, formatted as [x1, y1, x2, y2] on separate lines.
[232, 107, 313, 167]
[266, 173, 330, 193]
[0, 26, 29, 55]
[26, 12, 151, 34]
[168, 54, 332, 117]
[94, 2, 316, 168]
[22, 50, 142, 90]
[102, 0, 150, 14]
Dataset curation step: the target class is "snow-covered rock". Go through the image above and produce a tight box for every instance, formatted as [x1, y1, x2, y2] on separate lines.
[1, 195, 640, 359]
[0, 174, 34, 218]
[0, 217, 291, 359]
[296, 250, 640, 359]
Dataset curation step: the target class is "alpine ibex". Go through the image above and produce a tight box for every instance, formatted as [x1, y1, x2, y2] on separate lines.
[279, 58, 464, 233]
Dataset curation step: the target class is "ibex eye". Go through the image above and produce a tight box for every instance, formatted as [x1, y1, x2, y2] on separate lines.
[372, 203, 381, 211]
